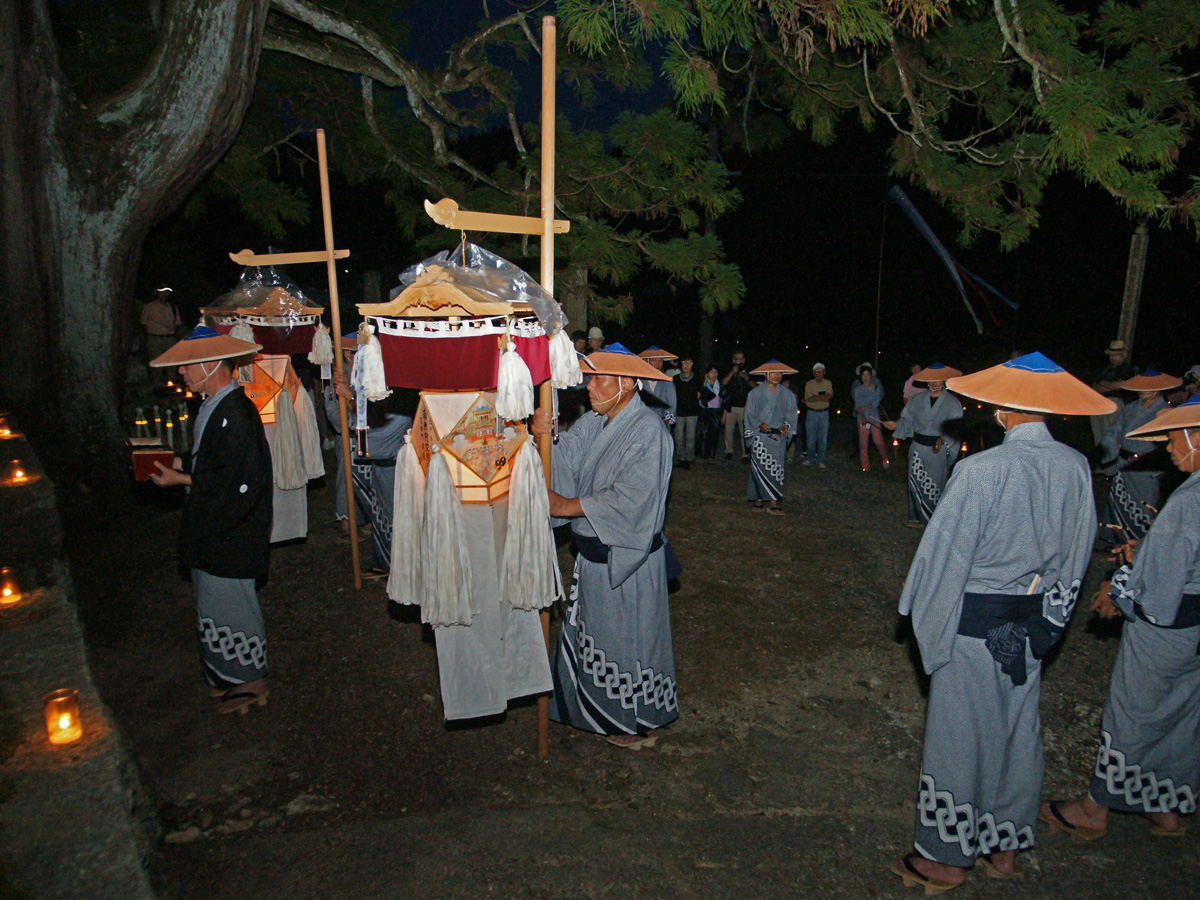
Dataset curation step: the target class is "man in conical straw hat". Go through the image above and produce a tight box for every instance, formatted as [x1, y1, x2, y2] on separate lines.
[1095, 368, 1180, 543]
[881, 363, 964, 527]
[1041, 393, 1200, 842]
[148, 325, 274, 715]
[530, 343, 679, 749]
[744, 360, 799, 515]
[638, 346, 679, 426]
[890, 352, 1112, 893]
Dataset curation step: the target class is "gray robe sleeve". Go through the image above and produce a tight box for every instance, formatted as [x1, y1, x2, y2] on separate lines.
[898, 464, 990, 674]
[1114, 475, 1200, 624]
[549, 417, 591, 528]
[893, 397, 917, 439]
[743, 386, 766, 437]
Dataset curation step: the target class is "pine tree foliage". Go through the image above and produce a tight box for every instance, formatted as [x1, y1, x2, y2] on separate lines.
[560, 0, 1200, 248]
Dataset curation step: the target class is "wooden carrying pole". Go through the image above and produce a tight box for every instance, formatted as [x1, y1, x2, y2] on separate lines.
[317, 129, 362, 589]
[536, 15, 556, 762]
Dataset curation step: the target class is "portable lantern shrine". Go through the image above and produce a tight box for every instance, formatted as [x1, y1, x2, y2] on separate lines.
[242, 355, 304, 424]
[44, 689, 83, 744]
[202, 276, 325, 357]
[410, 392, 528, 503]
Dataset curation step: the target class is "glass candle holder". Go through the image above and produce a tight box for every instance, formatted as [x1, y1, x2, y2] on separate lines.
[44, 689, 83, 744]
[2, 459, 39, 486]
[0, 567, 21, 605]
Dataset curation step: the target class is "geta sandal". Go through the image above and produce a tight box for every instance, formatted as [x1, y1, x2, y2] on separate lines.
[976, 855, 1023, 879]
[889, 853, 959, 895]
[215, 686, 270, 715]
[1145, 817, 1189, 838]
[605, 733, 657, 751]
[1038, 800, 1107, 842]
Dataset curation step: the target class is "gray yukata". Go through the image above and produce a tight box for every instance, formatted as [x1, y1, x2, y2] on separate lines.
[1099, 396, 1168, 540]
[641, 379, 677, 426]
[893, 390, 963, 523]
[898, 422, 1095, 867]
[1092, 469, 1200, 816]
[743, 383, 799, 504]
[549, 395, 678, 736]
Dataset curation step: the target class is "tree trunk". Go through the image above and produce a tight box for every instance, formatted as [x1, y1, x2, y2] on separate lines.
[1, 0, 270, 471]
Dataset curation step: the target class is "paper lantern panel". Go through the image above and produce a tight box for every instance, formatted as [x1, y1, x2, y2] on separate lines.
[242, 355, 302, 424]
[411, 391, 528, 503]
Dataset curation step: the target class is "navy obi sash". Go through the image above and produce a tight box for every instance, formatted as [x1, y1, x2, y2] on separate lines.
[912, 433, 940, 447]
[957, 592, 1060, 686]
[573, 532, 683, 581]
[1135, 594, 1200, 654]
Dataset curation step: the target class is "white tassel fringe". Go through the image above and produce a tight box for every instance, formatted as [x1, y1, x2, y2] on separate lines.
[229, 322, 255, 343]
[291, 384, 325, 480]
[420, 452, 474, 627]
[387, 438, 425, 606]
[358, 324, 392, 402]
[548, 329, 583, 388]
[495, 339, 535, 420]
[268, 388, 308, 490]
[500, 440, 564, 610]
[308, 324, 334, 365]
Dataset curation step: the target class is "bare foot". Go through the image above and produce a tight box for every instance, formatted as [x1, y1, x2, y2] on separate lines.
[1040, 796, 1108, 833]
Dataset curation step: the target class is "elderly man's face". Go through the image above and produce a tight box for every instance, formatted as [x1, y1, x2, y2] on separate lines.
[814, 367, 826, 381]
[1107, 351, 1127, 365]
[647, 357, 664, 371]
[1168, 429, 1199, 471]
[587, 373, 630, 414]
[766, 371, 782, 385]
[588, 335, 603, 352]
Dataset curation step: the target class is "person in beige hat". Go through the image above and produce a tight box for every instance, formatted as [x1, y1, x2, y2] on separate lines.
[891, 352, 1110, 893]
[1090, 339, 1137, 454]
[530, 343, 678, 750]
[148, 325, 273, 715]
[1041, 392, 1200, 842]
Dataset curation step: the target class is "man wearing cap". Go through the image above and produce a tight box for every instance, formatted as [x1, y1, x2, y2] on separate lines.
[1091, 339, 1138, 455]
[721, 351, 753, 461]
[802, 363, 833, 467]
[149, 326, 273, 715]
[1041, 395, 1200, 842]
[1096, 370, 1178, 542]
[890, 352, 1108, 893]
[530, 343, 678, 749]
[587, 326, 604, 354]
[882, 364, 964, 526]
[744, 361, 799, 515]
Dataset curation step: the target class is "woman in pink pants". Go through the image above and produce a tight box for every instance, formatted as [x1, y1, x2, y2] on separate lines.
[852, 363, 890, 472]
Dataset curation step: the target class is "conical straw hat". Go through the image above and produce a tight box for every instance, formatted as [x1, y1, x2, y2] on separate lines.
[638, 345, 678, 360]
[913, 363, 962, 382]
[150, 325, 261, 368]
[1126, 393, 1200, 441]
[750, 359, 798, 375]
[1120, 368, 1181, 392]
[582, 343, 671, 381]
[945, 352, 1116, 416]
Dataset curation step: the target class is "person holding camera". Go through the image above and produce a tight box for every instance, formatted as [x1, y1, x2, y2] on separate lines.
[721, 351, 753, 460]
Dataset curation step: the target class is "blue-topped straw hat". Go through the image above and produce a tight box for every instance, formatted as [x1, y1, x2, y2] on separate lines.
[946, 352, 1116, 416]
[149, 325, 260, 368]
[912, 362, 962, 382]
[1126, 394, 1200, 441]
[638, 345, 678, 361]
[750, 359, 798, 375]
[582, 342, 671, 381]
[1120, 368, 1181, 392]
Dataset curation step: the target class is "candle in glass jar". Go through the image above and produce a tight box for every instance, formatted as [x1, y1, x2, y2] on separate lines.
[44, 689, 83, 744]
[0, 567, 21, 605]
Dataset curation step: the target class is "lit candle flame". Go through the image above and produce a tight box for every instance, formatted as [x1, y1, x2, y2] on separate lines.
[58, 714, 71, 730]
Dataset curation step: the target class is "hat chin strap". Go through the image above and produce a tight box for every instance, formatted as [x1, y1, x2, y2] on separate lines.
[194, 360, 221, 397]
[1182, 428, 1199, 469]
[593, 380, 629, 415]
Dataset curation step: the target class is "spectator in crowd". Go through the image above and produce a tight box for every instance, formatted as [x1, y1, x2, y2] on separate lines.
[699, 365, 723, 463]
[803, 363, 833, 468]
[721, 350, 753, 461]
[673, 356, 702, 468]
[852, 362, 889, 473]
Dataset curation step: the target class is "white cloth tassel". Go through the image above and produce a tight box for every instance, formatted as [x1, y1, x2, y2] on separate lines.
[359, 325, 392, 402]
[420, 452, 474, 627]
[548, 329, 583, 388]
[229, 322, 255, 343]
[500, 440, 564, 610]
[269, 388, 308, 490]
[292, 384, 325, 480]
[387, 438, 425, 606]
[308, 324, 334, 365]
[495, 339, 535, 420]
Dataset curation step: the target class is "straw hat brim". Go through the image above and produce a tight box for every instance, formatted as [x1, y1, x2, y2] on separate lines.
[1120, 373, 1181, 392]
[638, 348, 678, 360]
[946, 367, 1116, 416]
[150, 334, 261, 367]
[750, 362, 799, 375]
[582, 351, 671, 381]
[913, 366, 963, 382]
[1126, 404, 1200, 441]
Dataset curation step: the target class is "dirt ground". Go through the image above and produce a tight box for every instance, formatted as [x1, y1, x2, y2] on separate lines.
[64, 422, 1199, 900]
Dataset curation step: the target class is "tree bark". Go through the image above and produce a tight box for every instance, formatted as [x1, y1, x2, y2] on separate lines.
[0, 0, 270, 469]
